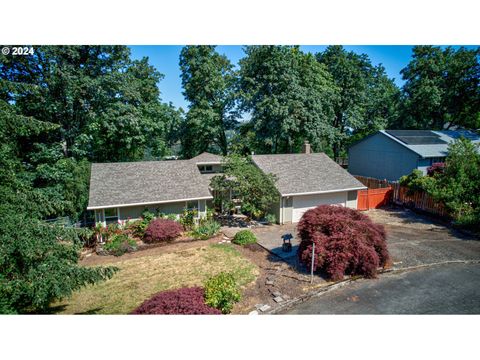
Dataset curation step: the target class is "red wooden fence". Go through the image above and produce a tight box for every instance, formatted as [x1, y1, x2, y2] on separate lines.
[357, 187, 393, 210]
[354, 175, 450, 218]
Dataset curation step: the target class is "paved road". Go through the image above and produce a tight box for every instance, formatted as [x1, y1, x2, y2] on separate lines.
[286, 262, 480, 314]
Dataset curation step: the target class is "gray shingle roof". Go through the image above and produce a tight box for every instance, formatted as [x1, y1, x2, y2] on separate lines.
[251, 153, 365, 196]
[380, 130, 480, 157]
[88, 160, 213, 209]
[190, 152, 222, 164]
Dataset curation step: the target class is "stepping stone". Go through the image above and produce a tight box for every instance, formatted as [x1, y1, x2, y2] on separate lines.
[265, 279, 275, 285]
[271, 291, 282, 297]
[273, 296, 284, 303]
[249, 310, 259, 315]
[283, 295, 291, 300]
[254, 304, 264, 310]
[259, 304, 271, 312]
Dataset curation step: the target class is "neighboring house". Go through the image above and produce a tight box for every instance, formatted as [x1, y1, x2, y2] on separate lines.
[348, 129, 480, 181]
[88, 143, 366, 225]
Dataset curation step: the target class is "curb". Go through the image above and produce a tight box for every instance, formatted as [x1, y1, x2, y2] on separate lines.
[263, 259, 480, 314]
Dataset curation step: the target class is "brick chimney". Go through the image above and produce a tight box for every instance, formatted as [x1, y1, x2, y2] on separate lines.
[302, 140, 311, 154]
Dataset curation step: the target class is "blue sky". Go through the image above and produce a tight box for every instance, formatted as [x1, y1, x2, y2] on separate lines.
[128, 45, 472, 111]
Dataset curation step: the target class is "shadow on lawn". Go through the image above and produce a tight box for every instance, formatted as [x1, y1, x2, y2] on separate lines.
[47, 304, 104, 315]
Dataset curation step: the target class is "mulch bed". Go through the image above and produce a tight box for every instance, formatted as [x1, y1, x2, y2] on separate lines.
[232, 243, 327, 314]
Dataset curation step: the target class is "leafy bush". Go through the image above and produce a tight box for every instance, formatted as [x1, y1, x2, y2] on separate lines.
[427, 139, 480, 228]
[180, 208, 197, 230]
[232, 230, 257, 245]
[141, 209, 155, 223]
[166, 213, 178, 221]
[264, 213, 276, 224]
[103, 234, 137, 256]
[191, 220, 221, 240]
[399, 169, 436, 194]
[427, 162, 445, 177]
[204, 272, 241, 314]
[125, 219, 149, 239]
[144, 218, 183, 243]
[297, 205, 389, 281]
[131, 287, 221, 315]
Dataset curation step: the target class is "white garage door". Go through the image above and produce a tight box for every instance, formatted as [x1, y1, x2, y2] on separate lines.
[292, 192, 347, 223]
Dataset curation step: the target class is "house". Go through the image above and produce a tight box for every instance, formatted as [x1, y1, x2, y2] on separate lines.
[88, 143, 366, 226]
[87, 152, 222, 225]
[348, 129, 480, 181]
[251, 142, 366, 224]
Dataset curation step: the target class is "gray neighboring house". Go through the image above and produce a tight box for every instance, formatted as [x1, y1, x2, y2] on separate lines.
[88, 144, 366, 226]
[348, 129, 480, 181]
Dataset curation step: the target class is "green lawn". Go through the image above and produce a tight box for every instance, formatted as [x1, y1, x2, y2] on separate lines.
[54, 244, 258, 314]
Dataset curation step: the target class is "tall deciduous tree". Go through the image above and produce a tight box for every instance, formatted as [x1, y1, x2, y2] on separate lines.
[316, 45, 400, 159]
[238, 46, 337, 154]
[1, 46, 182, 220]
[179, 46, 237, 158]
[398, 46, 480, 130]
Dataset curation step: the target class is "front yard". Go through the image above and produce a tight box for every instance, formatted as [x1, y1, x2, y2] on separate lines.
[54, 243, 258, 314]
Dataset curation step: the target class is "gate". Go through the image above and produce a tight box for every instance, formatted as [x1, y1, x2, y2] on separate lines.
[357, 187, 393, 210]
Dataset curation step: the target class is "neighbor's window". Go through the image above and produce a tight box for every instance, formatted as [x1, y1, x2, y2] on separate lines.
[104, 208, 119, 224]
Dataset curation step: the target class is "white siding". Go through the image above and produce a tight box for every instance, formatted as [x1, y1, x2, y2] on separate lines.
[292, 192, 347, 223]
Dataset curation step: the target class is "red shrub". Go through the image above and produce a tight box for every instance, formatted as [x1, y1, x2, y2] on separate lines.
[131, 287, 221, 315]
[427, 162, 445, 176]
[144, 218, 183, 243]
[297, 205, 389, 281]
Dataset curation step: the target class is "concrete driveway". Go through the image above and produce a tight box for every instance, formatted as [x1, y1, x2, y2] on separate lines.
[252, 223, 299, 260]
[252, 207, 480, 314]
[367, 208, 480, 268]
[286, 262, 480, 314]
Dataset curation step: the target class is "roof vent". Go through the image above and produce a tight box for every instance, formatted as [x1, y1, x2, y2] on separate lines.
[302, 140, 311, 154]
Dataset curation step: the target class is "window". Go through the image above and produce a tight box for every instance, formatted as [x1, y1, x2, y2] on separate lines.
[186, 201, 198, 210]
[198, 165, 214, 173]
[429, 157, 445, 165]
[104, 208, 119, 224]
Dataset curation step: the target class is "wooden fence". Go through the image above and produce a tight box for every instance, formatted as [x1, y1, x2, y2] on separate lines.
[354, 175, 450, 218]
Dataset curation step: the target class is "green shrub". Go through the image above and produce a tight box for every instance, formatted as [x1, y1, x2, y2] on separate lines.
[204, 272, 241, 314]
[191, 220, 221, 240]
[232, 230, 257, 246]
[264, 213, 276, 224]
[180, 208, 197, 230]
[166, 213, 178, 221]
[126, 219, 149, 239]
[141, 209, 155, 223]
[104, 233, 137, 256]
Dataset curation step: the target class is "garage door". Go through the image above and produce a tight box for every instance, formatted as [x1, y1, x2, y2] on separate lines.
[292, 192, 347, 223]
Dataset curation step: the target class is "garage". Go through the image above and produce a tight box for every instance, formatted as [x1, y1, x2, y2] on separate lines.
[291, 191, 347, 223]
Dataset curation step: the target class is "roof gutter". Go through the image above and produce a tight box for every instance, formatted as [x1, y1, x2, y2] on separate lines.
[281, 186, 367, 197]
[87, 196, 213, 210]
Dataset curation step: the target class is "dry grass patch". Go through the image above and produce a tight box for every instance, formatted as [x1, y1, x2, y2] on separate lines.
[54, 244, 258, 314]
